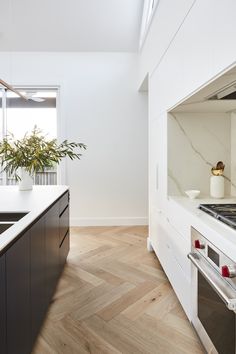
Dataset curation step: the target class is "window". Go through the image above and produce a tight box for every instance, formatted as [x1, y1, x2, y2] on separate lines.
[139, 0, 159, 49]
[146, 0, 155, 24]
[0, 87, 58, 186]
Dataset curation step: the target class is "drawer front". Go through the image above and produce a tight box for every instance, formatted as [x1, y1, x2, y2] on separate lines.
[153, 221, 191, 319]
[167, 199, 193, 241]
[0, 255, 6, 353]
[164, 218, 191, 280]
[6, 230, 31, 354]
[154, 212, 191, 280]
[59, 192, 69, 216]
[164, 244, 191, 320]
[59, 231, 70, 267]
[59, 206, 69, 245]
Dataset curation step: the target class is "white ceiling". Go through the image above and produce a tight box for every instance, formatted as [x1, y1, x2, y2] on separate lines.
[0, 0, 144, 52]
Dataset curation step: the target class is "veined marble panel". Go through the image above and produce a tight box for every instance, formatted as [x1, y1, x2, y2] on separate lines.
[168, 112, 231, 197]
[231, 113, 236, 196]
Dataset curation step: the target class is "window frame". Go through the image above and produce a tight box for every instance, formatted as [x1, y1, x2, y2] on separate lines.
[139, 0, 160, 50]
[0, 85, 62, 186]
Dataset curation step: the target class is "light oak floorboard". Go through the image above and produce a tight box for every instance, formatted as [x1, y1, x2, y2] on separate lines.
[32, 226, 204, 354]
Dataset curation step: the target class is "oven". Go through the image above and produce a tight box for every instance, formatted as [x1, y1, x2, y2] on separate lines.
[188, 227, 236, 354]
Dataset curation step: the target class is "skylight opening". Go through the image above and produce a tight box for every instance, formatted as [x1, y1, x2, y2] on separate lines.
[139, 0, 159, 50]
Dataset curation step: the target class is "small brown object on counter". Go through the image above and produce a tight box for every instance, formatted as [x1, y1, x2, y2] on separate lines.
[211, 161, 225, 176]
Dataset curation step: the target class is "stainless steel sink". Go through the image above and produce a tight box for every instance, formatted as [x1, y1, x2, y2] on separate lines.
[0, 213, 28, 234]
[0, 223, 14, 234]
[0, 212, 28, 222]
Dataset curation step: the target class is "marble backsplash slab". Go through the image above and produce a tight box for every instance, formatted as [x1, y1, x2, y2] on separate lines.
[168, 112, 232, 196]
[231, 112, 236, 196]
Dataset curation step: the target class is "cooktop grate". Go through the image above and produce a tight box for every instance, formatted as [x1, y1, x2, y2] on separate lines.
[199, 204, 236, 229]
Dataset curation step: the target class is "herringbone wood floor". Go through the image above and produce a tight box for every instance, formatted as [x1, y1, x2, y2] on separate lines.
[32, 226, 204, 354]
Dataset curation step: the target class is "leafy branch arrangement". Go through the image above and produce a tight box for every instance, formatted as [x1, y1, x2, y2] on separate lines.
[0, 126, 86, 180]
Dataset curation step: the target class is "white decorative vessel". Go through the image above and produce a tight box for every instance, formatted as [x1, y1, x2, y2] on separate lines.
[210, 175, 224, 198]
[18, 168, 33, 191]
[185, 190, 200, 199]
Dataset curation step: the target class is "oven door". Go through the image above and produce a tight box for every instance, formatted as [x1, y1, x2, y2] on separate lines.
[189, 252, 236, 354]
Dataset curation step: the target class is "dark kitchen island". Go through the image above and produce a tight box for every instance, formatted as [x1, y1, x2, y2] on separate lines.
[0, 186, 70, 354]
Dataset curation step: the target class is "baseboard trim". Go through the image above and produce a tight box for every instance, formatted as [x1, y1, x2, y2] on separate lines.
[70, 217, 148, 227]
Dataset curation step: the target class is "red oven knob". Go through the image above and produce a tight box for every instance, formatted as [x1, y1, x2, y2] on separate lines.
[194, 240, 205, 249]
[221, 265, 236, 278]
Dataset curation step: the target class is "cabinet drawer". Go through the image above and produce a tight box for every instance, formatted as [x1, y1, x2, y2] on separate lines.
[0, 255, 6, 353]
[45, 202, 60, 301]
[164, 218, 191, 281]
[167, 199, 193, 240]
[6, 230, 31, 354]
[59, 231, 70, 267]
[165, 244, 191, 320]
[154, 212, 191, 280]
[59, 205, 69, 245]
[59, 192, 69, 216]
[153, 221, 191, 319]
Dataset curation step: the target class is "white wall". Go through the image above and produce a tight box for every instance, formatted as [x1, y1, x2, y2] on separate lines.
[0, 52, 148, 226]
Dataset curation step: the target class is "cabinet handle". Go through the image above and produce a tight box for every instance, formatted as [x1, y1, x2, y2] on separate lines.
[59, 205, 69, 218]
[59, 229, 69, 248]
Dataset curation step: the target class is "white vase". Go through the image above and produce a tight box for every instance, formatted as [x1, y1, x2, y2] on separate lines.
[18, 168, 33, 191]
[210, 175, 224, 198]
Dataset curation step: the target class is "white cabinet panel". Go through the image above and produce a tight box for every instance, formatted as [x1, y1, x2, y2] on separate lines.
[167, 198, 193, 240]
[157, 212, 191, 279]
[149, 113, 168, 214]
[151, 216, 191, 319]
[139, 0, 195, 85]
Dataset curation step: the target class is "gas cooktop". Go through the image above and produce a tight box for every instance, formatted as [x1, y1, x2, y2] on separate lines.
[199, 204, 236, 229]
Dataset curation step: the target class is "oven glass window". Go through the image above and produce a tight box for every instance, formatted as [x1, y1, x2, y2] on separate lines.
[208, 246, 220, 267]
[198, 272, 235, 354]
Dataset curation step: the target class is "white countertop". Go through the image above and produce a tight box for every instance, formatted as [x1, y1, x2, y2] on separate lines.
[0, 185, 68, 253]
[169, 195, 236, 261]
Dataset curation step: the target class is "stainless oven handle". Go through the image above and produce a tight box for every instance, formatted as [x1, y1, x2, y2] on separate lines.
[188, 252, 236, 311]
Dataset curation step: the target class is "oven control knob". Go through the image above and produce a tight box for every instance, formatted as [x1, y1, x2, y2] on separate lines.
[194, 240, 205, 249]
[221, 265, 236, 278]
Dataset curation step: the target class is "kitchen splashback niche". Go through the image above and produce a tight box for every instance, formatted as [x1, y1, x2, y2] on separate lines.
[168, 112, 231, 197]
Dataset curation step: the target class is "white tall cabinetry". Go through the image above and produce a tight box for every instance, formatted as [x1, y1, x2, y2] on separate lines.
[141, 0, 236, 321]
[148, 107, 192, 319]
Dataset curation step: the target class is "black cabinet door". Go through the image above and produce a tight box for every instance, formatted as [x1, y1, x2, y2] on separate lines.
[59, 205, 69, 245]
[0, 255, 6, 354]
[59, 230, 70, 268]
[6, 231, 30, 354]
[30, 216, 47, 347]
[59, 193, 69, 272]
[45, 201, 60, 303]
[59, 192, 69, 215]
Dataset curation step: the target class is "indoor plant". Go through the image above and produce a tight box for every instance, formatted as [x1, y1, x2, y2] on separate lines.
[0, 126, 86, 190]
